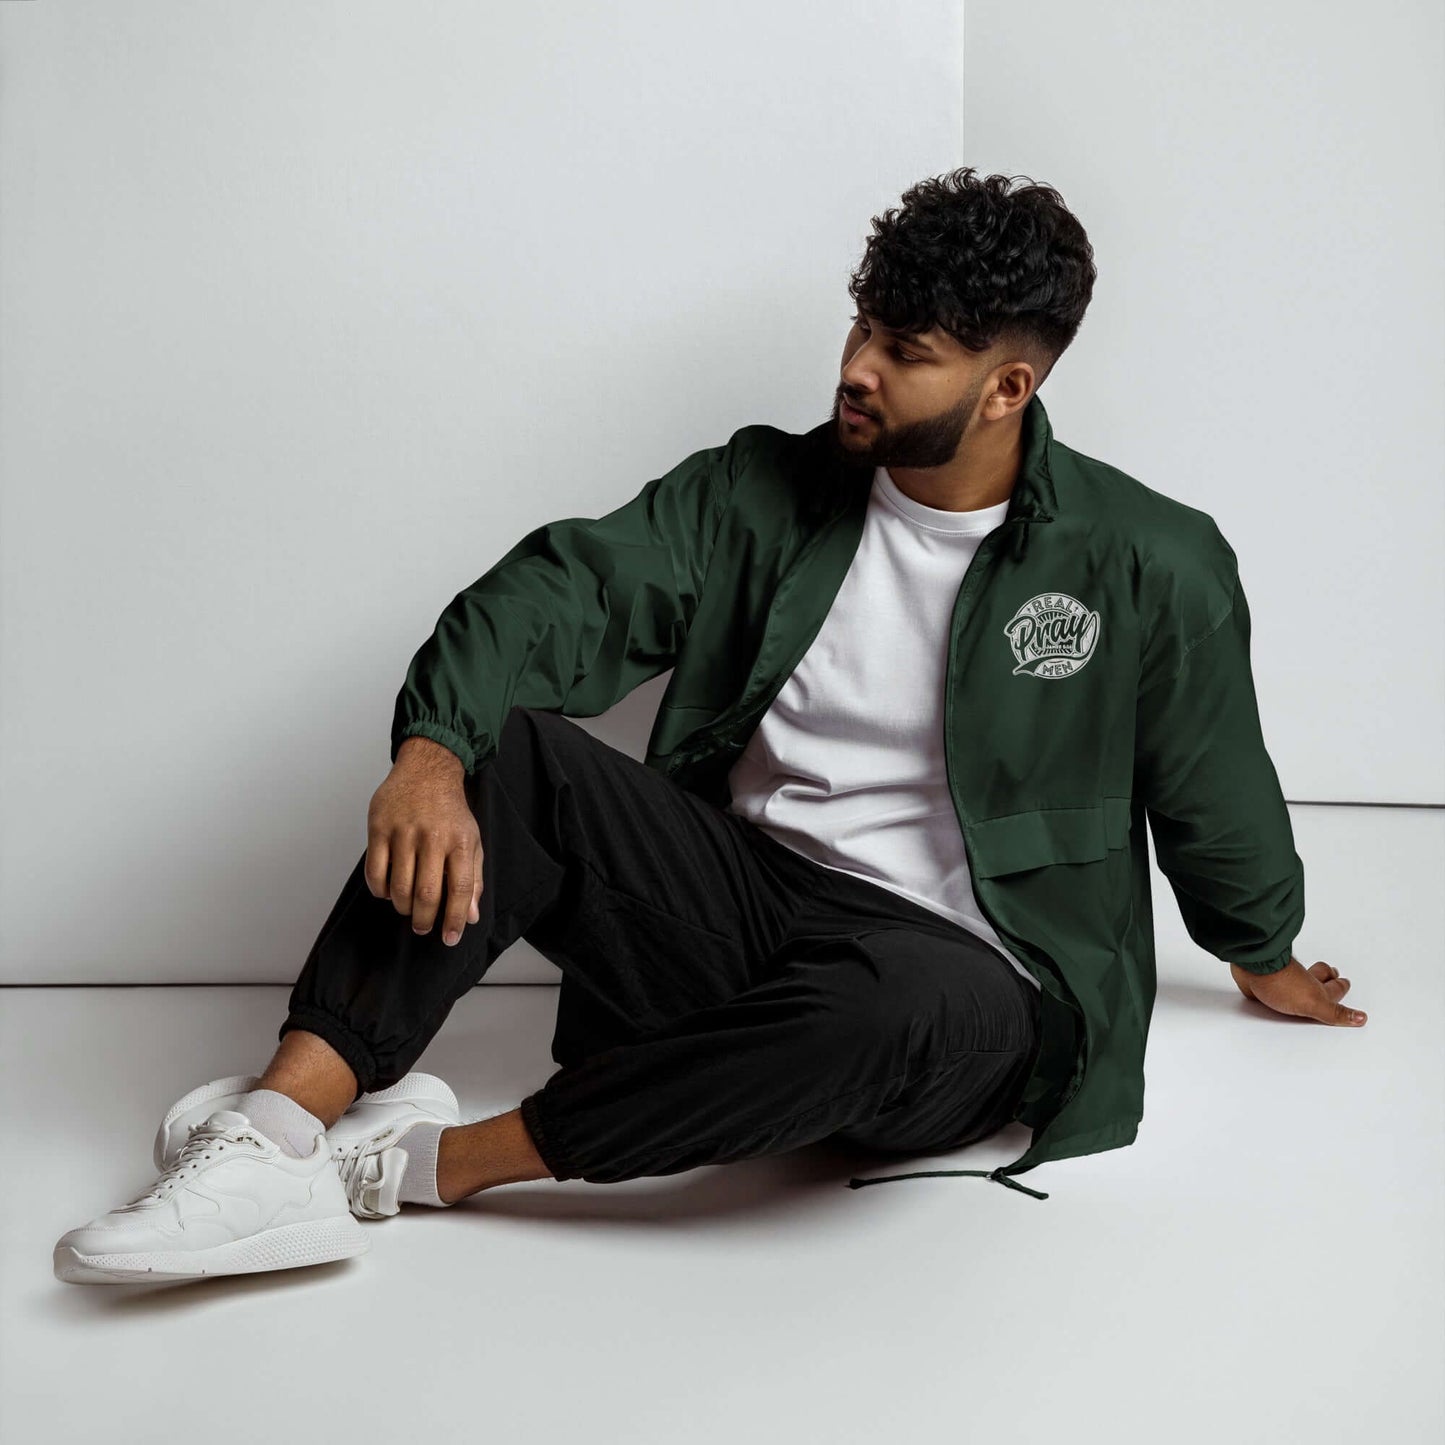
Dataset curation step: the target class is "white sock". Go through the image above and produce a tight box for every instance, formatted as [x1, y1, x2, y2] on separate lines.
[234, 1088, 325, 1159]
[394, 1120, 450, 1207]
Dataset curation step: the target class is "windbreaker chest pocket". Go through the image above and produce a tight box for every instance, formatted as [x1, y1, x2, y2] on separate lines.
[964, 797, 1133, 879]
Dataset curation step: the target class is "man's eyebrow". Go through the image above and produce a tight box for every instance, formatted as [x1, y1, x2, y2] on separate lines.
[856, 309, 941, 354]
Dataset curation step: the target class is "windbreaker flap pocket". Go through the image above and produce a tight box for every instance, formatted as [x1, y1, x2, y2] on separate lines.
[965, 797, 1132, 879]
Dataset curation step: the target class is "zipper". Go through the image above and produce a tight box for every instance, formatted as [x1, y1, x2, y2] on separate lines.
[942, 519, 1011, 916]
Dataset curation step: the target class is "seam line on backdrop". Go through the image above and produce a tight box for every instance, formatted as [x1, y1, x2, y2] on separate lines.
[3, 799, 1438, 986]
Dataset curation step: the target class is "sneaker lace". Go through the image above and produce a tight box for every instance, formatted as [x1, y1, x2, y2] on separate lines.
[124, 1118, 268, 1208]
[331, 1125, 400, 1216]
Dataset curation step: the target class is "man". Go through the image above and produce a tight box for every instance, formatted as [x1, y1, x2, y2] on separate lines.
[54, 168, 1365, 1286]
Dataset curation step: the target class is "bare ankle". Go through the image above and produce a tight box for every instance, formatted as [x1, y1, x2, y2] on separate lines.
[435, 1108, 553, 1201]
[256, 1028, 359, 1130]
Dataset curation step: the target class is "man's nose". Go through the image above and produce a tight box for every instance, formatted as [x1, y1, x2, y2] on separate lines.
[840, 350, 879, 389]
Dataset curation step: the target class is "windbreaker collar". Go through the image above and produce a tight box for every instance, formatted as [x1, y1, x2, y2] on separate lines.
[1006, 392, 1057, 562]
[1008, 390, 1058, 525]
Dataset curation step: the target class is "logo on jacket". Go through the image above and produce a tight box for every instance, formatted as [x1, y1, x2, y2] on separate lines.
[1004, 593, 1100, 679]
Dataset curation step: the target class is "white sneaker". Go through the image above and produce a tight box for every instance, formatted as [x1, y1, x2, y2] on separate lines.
[154, 1073, 464, 1219]
[54, 1110, 369, 1285]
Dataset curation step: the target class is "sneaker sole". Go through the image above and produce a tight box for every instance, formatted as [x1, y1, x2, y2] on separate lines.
[53, 1212, 369, 1285]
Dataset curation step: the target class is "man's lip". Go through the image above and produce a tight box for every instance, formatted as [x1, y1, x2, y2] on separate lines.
[840, 397, 875, 420]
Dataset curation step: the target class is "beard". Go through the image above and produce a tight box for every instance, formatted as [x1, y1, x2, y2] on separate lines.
[824, 378, 985, 470]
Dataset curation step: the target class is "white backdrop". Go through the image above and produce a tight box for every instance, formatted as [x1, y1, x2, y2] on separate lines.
[1, 1, 1439, 987]
[0, 0, 967, 983]
[961, 0, 1445, 808]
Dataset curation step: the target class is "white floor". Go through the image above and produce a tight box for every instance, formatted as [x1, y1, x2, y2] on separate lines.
[2, 804, 1441, 1445]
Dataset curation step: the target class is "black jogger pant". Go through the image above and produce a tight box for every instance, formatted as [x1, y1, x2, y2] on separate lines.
[281, 706, 1041, 1184]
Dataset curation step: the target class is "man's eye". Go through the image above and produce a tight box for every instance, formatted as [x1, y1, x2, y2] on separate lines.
[851, 315, 919, 363]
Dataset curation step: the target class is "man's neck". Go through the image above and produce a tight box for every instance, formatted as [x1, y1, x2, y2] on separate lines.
[884, 423, 1022, 513]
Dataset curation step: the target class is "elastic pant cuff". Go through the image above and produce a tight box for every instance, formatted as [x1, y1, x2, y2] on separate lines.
[279, 1007, 381, 1097]
[519, 1090, 577, 1181]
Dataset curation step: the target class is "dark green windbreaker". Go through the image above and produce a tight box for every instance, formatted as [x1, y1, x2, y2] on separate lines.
[391, 393, 1305, 1200]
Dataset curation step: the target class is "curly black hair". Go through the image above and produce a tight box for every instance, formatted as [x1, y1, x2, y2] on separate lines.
[848, 167, 1096, 390]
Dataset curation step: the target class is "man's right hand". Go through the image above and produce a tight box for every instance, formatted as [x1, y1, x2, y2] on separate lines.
[365, 736, 483, 947]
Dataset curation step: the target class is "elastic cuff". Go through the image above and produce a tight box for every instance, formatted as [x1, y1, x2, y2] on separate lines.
[519, 1090, 576, 1181]
[391, 721, 475, 774]
[1229, 943, 1295, 976]
[280, 1007, 381, 1096]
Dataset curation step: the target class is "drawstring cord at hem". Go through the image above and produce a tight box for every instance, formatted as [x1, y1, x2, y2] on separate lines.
[846, 1166, 1049, 1200]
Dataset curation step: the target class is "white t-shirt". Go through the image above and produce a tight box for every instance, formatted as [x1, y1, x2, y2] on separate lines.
[726, 464, 1040, 990]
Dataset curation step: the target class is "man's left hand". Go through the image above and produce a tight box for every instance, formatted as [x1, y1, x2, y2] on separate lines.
[1229, 956, 1367, 1026]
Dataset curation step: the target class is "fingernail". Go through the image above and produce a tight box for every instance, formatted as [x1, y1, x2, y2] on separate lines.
[444, 931, 459, 946]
